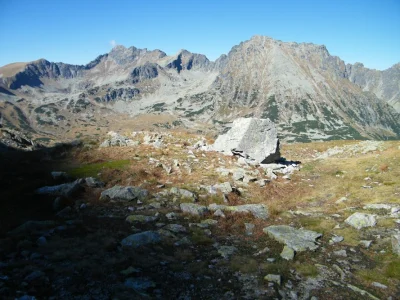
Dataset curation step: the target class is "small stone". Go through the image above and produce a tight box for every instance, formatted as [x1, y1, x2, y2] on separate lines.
[213, 209, 226, 218]
[244, 223, 255, 236]
[391, 234, 400, 255]
[165, 224, 187, 233]
[371, 282, 387, 289]
[217, 245, 237, 259]
[264, 274, 281, 286]
[166, 212, 177, 220]
[267, 258, 275, 263]
[335, 197, 348, 204]
[280, 246, 295, 260]
[329, 235, 344, 244]
[333, 250, 347, 257]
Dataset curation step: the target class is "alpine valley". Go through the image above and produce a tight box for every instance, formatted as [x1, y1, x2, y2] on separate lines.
[1, 35, 399, 143]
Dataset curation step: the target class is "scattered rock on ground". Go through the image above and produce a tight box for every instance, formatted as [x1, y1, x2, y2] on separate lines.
[121, 231, 161, 248]
[345, 212, 377, 230]
[100, 186, 149, 201]
[263, 225, 322, 252]
[180, 203, 208, 216]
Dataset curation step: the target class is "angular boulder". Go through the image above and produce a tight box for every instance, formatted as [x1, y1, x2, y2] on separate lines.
[212, 118, 280, 164]
[208, 203, 269, 220]
[345, 212, 376, 230]
[121, 231, 161, 247]
[100, 186, 148, 201]
[263, 225, 322, 252]
[180, 203, 208, 216]
[36, 180, 81, 197]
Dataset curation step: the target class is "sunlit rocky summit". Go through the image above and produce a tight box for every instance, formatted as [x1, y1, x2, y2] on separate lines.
[0, 35, 399, 144]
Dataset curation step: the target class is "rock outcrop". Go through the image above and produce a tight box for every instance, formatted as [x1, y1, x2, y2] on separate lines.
[212, 117, 280, 163]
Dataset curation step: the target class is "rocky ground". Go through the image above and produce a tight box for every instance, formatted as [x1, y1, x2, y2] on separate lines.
[0, 131, 399, 299]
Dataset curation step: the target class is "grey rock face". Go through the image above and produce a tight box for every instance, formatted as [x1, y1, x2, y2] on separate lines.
[131, 62, 160, 83]
[100, 186, 148, 201]
[180, 203, 208, 216]
[346, 62, 400, 113]
[121, 231, 161, 247]
[35, 180, 81, 197]
[125, 215, 158, 224]
[212, 118, 280, 164]
[263, 225, 322, 252]
[208, 203, 269, 220]
[345, 212, 376, 230]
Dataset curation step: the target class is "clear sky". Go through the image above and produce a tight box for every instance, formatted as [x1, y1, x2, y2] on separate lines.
[0, 0, 399, 70]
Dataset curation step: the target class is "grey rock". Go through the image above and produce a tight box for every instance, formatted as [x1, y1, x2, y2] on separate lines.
[329, 235, 344, 244]
[208, 203, 269, 220]
[213, 209, 226, 218]
[121, 231, 161, 247]
[359, 240, 373, 248]
[165, 224, 187, 233]
[263, 225, 322, 252]
[371, 282, 387, 289]
[232, 169, 246, 181]
[85, 177, 104, 187]
[36, 180, 81, 197]
[170, 187, 197, 201]
[100, 185, 148, 201]
[166, 212, 178, 220]
[36, 236, 47, 246]
[180, 203, 208, 216]
[51, 171, 68, 180]
[345, 212, 377, 229]
[99, 131, 137, 147]
[217, 245, 237, 259]
[213, 182, 233, 193]
[244, 223, 255, 236]
[264, 274, 281, 285]
[124, 277, 156, 292]
[333, 250, 347, 257]
[391, 234, 400, 255]
[125, 215, 158, 224]
[363, 203, 392, 210]
[8, 220, 56, 236]
[280, 246, 295, 260]
[212, 118, 280, 164]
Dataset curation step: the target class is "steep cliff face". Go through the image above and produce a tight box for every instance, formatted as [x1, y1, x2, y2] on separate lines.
[346, 63, 400, 113]
[207, 36, 400, 141]
[0, 36, 398, 141]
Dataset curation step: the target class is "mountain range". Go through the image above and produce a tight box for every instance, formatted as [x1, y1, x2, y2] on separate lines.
[0, 35, 399, 142]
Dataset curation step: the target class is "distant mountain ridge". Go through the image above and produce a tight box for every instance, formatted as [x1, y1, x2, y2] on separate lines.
[0, 35, 399, 142]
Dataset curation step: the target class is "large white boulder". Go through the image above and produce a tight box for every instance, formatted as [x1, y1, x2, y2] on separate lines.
[212, 118, 280, 164]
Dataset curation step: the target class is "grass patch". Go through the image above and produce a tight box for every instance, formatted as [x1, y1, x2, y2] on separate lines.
[295, 264, 318, 277]
[299, 217, 336, 235]
[229, 256, 259, 273]
[385, 260, 400, 279]
[67, 159, 131, 178]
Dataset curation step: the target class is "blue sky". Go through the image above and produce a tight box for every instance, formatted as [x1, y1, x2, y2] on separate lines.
[0, 0, 399, 70]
